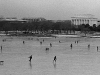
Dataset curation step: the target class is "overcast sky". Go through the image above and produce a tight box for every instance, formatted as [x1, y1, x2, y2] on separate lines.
[0, 0, 100, 20]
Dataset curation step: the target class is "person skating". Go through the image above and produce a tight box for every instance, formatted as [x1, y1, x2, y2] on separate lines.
[29, 55, 32, 62]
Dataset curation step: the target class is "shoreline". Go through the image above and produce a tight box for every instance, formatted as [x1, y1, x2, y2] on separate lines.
[0, 33, 100, 38]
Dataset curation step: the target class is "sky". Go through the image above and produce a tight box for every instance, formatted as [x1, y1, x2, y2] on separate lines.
[0, 0, 100, 20]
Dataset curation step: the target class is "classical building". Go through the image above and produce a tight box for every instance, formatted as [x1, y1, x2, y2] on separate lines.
[71, 14, 98, 26]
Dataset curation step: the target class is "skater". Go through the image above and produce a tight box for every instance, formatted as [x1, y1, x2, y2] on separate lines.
[53, 56, 57, 63]
[70, 44, 73, 49]
[29, 55, 32, 62]
[88, 44, 90, 49]
[77, 41, 78, 44]
[59, 41, 61, 43]
[50, 43, 52, 47]
[75, 41, 76, 44]
[2, 39, 6, 42]
[43, 39, 44, 42]
[23, 41, 25, 44]
[46, 48, 49, 51]
[97, 46, 98, 52]
[2, 39, 4, 42]
[40, 41, 42, 45]
[1, 45, 2, 53]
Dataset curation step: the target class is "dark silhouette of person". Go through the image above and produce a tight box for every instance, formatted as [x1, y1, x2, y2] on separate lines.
[23, 41, 25, 44]
[40, 42, 42, 45]
[59, 41, 61, 43]
[46, 48, 49, 51]
[29, 55, 32, 62]
[53, 56, 57, 63]
[97, 46, 98, 52]
[77, 41, 78, 44]
[2, 39, 4, 42]
[70, 44, 73, 49]
[45, 48, 49, 54]
[50, 43, 52, 47]
[88, 44, 90, 49]
[75, 41, 76, 44]
[1, 46, 2, 53]
[43, 39, 44, 42]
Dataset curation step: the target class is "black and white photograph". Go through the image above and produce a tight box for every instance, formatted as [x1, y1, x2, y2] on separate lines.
[0, 0, 100, 75]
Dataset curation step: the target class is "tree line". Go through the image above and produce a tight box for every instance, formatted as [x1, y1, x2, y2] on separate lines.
[0, 20, 100, 35]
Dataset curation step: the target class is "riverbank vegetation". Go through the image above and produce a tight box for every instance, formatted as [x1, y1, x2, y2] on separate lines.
[0, 20, 100, 36]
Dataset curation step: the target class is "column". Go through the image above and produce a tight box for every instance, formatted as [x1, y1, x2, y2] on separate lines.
[76, 19, 78, 25]
[74, 19, 75, 25]
[81, 19, 82, 25]
[86, 19, 88, 24]
[85, 19, 86, 24]
[78, 19, 80, 25]
[91, 20, 93, 26]
[87, 20, 89, 24]
[77, 19, 79, 25]
[83, 19, 85, 24]
[73, 19, 75, 25]
[71, 19, 73, 25]
[75, 19, 77, 25]
[79, 19, 81, 25]
[80, 19, 82, 24]
[81, 19, 83, 24]
[71, 19, 74, 25]
[75, 19, 76, 25]
[89, 19, 92, 26]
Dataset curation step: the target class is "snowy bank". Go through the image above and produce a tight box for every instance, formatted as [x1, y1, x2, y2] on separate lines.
[51, 34, 80, 38]
[90, 36, 100, 38]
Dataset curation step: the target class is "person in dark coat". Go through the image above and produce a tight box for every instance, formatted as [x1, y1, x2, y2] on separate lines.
[70, 44, 73, 49]
[97, 46, 98, 52]
[40, 41, 42, 45]
[43, 39, 44, 42]
[23, 41, 25, 44]
[53, 56, 57, 63]
[50, 43, 52, 47]
[29, 55, 32, 62]
[59, 41, 61, 43]
[1, 45, 2, 53]
[88, 44, 90, 48]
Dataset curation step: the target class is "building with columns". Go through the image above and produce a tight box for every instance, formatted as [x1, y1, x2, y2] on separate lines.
[71, 14, 98, 26]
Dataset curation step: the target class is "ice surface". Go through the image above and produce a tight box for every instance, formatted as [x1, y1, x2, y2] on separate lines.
[0, 36, 100, 75]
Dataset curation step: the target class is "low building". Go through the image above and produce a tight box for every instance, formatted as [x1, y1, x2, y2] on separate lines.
[0, 17, 27, 23]
[22, 17, 46, 22]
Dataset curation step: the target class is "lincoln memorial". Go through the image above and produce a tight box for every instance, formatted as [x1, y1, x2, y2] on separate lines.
[71, 14, 98, 26]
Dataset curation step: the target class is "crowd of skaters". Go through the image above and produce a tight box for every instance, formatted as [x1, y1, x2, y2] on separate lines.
[0, 36, 100, 68]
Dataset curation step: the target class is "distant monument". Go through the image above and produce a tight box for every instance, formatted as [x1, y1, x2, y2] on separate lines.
[71, 14, 98, 26]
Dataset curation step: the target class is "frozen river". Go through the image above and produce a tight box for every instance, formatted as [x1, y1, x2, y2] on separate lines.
[0, 36, 100, 75]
